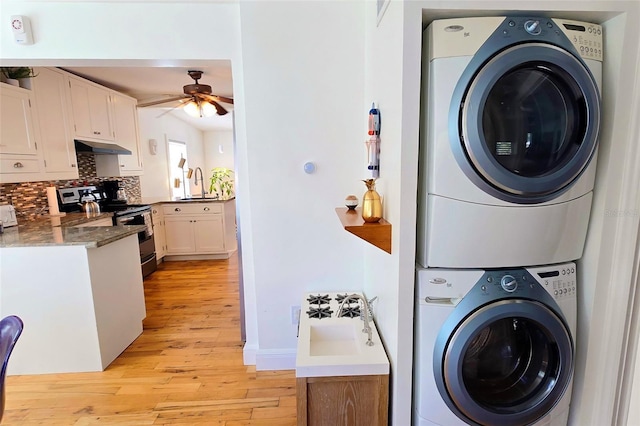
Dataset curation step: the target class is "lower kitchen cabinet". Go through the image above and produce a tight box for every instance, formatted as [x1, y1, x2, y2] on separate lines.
[296, 374, 389, 426]
[162, 200, 236, 259]
[151, 206, 166, 260]
[164, 215, 224, 254]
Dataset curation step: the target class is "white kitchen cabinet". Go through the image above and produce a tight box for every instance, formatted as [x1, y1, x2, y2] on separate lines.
[68, 75, 114, 142]
[95, 92, 143, 177]
[151, 206, 166, 260]
[0, 84, 38, 156]
[31, 68, 78, 179]
[162, 201, 235, 259]
[0, 83, 41, 183]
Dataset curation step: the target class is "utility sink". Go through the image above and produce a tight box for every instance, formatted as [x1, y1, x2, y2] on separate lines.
[296, 292, 390, 378]
[309, 323, 360, 356]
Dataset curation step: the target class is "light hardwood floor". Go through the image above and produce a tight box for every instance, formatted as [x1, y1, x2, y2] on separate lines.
[4, 255, 297, 425]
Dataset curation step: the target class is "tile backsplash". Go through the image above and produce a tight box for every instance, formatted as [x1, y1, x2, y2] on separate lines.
[0, 153, 141, 220]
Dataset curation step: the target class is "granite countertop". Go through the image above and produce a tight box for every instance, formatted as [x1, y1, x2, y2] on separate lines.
[141, 196, 235, 205]
[0, 212, 145, 249]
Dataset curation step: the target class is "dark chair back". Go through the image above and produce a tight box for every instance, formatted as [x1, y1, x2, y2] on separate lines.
[0, 315, 23, 423]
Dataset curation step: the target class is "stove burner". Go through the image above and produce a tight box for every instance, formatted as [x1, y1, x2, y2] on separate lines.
[335, 293, 359, 305]
[307, 294, 331, 305]
[338, 306, 361, 318]
[307, 307, 333, 319]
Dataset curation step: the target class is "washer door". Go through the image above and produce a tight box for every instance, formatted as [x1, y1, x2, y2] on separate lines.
[452, 43, 600, 204]
[435, 299, 573, 426]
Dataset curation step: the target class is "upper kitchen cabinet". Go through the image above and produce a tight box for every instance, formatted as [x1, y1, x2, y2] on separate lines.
[0, 83, 41, 182]
[0, 84, 38, 156]
[31, 68, 78, 179]
[68, 75, 114, 142]
[94, 92, 143, 177]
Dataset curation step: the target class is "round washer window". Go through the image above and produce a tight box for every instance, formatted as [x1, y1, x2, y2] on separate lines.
[438, 299, 574, 425]
[482, 63, 587, 178]
[462, 316, 560, 410]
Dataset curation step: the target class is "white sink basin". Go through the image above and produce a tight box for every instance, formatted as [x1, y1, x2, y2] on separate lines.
[296, 292, 390, 378]
[309, 323, 360, 356]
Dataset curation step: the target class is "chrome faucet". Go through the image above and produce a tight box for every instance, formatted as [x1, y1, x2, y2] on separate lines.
[194, 167, 206, 199]
[337, 294, 374, 346]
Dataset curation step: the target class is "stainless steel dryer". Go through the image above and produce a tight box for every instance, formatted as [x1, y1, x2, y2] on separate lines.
[413, 263, 577, 426]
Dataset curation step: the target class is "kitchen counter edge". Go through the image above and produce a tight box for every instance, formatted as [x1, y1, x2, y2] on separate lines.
[0, 213, 144, 249]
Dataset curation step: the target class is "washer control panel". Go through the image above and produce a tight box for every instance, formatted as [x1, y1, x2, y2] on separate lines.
[553, 18, 603, 62]
[534, 264, 577, 300]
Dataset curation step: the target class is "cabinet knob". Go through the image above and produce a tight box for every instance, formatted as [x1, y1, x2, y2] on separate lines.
[93, 131, 101, 135]
[120, 164, 125, 168]
[204, 207, 210, 211]
[175, 208, 181, 212]
[71, 164, 76, 168]
[13, 162, 23, 168]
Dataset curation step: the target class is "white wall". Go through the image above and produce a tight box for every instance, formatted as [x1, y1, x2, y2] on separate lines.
[237, 1, 367, 366]
[204, 130, 235, 171]
[137, 109, 206, 199]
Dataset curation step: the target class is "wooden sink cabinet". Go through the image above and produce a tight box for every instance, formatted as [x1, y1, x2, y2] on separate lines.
[297, 374, 389, 426]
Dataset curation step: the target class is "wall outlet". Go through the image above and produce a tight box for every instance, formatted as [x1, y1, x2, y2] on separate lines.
[291, 305, 301, 325]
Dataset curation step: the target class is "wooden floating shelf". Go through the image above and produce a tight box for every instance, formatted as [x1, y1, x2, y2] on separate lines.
[335, 207, 391, 254]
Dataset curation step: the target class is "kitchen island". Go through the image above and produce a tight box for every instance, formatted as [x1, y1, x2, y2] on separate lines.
[0, 213, 147, 375]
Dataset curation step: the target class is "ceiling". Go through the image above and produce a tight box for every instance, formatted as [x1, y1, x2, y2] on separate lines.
[62, 63, 234, 132]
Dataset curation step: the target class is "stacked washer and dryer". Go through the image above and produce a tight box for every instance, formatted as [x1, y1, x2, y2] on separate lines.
[414, 17, 603, 426]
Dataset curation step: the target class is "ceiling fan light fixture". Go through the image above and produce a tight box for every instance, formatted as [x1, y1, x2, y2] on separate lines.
[201, 101, 217, 117]
[183, 99, 201, 118]
[183, 98, 218, 118]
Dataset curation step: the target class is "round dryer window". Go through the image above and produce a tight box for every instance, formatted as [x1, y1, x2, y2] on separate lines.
[452, 43, 601, 204]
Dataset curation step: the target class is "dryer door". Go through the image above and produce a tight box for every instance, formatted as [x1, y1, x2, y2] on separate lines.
[435, 299, 573, 426]
[452, 43, 600, 204]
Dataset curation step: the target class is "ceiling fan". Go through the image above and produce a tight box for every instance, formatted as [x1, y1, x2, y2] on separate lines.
[137, 70, 234, 117]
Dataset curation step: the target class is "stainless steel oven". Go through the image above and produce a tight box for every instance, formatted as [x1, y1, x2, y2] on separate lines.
[114, 205, 157, 278]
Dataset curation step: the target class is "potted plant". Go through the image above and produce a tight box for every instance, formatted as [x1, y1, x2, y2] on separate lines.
[209, 167, 235, 200]
[0, 67, 37, 88]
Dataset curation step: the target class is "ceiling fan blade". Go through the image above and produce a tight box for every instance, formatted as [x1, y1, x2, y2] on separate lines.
[199, 94, 229, 115]
[199, 93, 233, 105]
[155, 102, 185, 118]
[214, 95, 234, 105]
[138, 95, 188, 108]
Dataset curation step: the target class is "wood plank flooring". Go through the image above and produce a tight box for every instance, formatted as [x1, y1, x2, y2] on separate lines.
[3, 255, 297, 425]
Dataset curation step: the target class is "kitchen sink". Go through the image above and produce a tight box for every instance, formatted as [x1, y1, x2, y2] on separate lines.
[179, 196, 218, 201]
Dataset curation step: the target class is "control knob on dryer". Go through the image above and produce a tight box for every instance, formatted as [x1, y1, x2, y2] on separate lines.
[501, 274, 518, 292]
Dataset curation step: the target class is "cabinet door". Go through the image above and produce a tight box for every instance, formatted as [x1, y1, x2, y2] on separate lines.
[0, 84, 38, 155]
[193, 215, 225, 253]
[151, 207, 166, 259]
[32, 68, 78, 175]
[111, 93, 142, 172]
[68, 77, 113, 141]
[164, 216, 196, 254]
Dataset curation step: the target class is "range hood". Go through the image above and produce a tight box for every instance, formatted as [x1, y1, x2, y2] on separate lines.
[74, 140, 132, 155]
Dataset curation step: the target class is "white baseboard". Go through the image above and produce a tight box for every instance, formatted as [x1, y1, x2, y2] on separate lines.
[243, 342, 257, 365]
[256, 348, 297, 371]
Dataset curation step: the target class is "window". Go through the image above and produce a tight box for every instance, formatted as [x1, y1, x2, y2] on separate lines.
[168, 139, 190, 199]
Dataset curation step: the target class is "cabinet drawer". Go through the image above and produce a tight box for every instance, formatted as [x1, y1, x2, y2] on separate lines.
[162, 203, 222, 215]
[0, 157, 40, 174]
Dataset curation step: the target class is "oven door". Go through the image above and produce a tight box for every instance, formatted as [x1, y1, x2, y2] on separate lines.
[116, 210, 153, 242]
